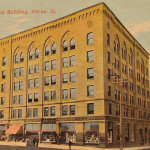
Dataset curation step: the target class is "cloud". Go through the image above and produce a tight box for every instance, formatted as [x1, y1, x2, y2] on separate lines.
[127, 21, 150, 35]
[15, 18, 29, 23]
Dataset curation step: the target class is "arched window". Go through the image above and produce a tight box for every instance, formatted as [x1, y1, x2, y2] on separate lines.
[45, 45, 50, 56]
[114, 41, 116, 53]
[129, 48, 133, 65]
[29, 50, 34, 60]
[15, 54, 19, 64]
[52, 43, 57, 54]
[122, 42, 127, 60]
[35, 48, 40, 59]
[87, 32, 94, 45]
[20, 53, 24, 62]
[63, 40, 68, 52]
[2, 57, 6, 66]
[70, 39, 76, 50]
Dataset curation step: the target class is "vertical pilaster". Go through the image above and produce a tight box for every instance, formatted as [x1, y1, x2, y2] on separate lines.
[76, 122, 84, 145]
[99, 121, 106, 148]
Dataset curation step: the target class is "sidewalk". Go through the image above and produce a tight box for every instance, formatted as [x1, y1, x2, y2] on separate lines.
[39, 143, 150, 150]
[0, 141, 150, 150]
[0, 141, 27, 146]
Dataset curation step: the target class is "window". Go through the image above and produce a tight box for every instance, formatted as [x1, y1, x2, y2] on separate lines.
[51, 60, 57, 70]
[19, 95, 23, 104]
[34, 93, 38, 102]
[29, 79, 34, 88]
[63, 89, 68, 99]
[51, 91, 56, 100]
[70, 55, 75, 66]
[63, 73, 68, 83]
[45, 61, 50, 71]
[70, 88, 76, 99]
[87, 68, 94, 79]
[70, 72, 76, 82]
[14, 68, 19, 77]
[27, 108, 32, 118]
[2, 71, 6, 79]
[13, 96, 18, 104]
[13, 109, 17, 118]
[1, 84, 5, 92]
[70, 105, 75, 115]
[19, 81, 24, 90]
[108, 68, 111, 79]
[2, 57, 6, 66]
[15, 54, 19, 64]
[29, 50, 34, 60]
[45, 76, 50, 86]
[107, 51, 110, 62]
[87, 50, 94, 62]
[87, 103, 94, 114]
[62, 106, 68, 116]
[107, 33, 110, 46]
[29, 67, 34, 74]
[108, 86, 111, 96]
[28, 94, 32, 103]
[52, 43, 57, 54]
[87, 85, 94, 97]
[34, 78, 39, 88]
[51, 75, 56, 85]
[51, 106, 56, 116]
[35, 65, 39, 73]
[14, 82, 18, 91]
[20, 67, 24, 76]
[33, 108, 38, 118]
[0, 110, 4, 119]
[44, 91, 49, 101]
[45, 45, 50, 56]
[18, 109, 22, 118]
[35, 48, 40, 59]
[63, 57, 68, 68]
[87, 32, 94, 45]
[1, 97, 5, 105]
[44, 107, 49, 117]
[63, 40, 68, 51]
[109, 103, 112, 115]
[20, 53, 24, 62]
[70, 39, 76, 50]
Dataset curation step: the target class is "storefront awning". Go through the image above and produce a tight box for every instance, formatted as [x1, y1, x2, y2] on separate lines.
[5, 124, 23, 135]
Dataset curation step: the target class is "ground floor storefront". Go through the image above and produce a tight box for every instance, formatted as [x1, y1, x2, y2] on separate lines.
[1, 118, 150, 148]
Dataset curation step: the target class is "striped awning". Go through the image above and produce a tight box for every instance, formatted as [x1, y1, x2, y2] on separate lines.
[5, 124, 23, 135]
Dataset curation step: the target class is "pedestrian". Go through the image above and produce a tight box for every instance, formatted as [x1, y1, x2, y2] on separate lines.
[35, 137, 39, 147]
[69, 139, 72, 150]
[32, 137, 36, 147]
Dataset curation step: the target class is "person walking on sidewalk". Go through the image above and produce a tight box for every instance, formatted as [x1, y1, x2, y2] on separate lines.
[69, 139, 72, 150]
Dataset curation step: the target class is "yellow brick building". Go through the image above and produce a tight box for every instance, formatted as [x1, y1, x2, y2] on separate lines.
[0, 3, 150, 148]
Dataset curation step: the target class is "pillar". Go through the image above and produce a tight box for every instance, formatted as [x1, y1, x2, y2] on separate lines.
[39, 123, 42, 143]
[99, 121, 107, 148]
[22, 124, 25, 141]
[76, 122, 84, 145]
[56, 123, 60, 144]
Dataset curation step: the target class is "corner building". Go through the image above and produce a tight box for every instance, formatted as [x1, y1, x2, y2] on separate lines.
[0, 3, 150, 148]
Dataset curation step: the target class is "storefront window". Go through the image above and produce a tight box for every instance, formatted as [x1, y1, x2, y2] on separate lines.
[84, 122, 99, 144]
[125, 123, 129, 142]
[60, 123, 76, 144]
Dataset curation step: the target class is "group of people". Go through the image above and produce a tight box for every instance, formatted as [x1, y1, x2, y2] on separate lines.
[32, 137, 39, 147]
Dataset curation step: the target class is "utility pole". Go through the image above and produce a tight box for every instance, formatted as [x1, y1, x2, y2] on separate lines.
[111, 63, 128, 150]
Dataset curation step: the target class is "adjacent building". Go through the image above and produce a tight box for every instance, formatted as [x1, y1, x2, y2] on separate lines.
[0, 3, 149, 148]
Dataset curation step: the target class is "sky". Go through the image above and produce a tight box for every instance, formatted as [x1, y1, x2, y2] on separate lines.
[0, 0, 150, 53]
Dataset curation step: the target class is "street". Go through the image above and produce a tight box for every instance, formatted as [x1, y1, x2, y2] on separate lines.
[0, 145, 64, 150]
